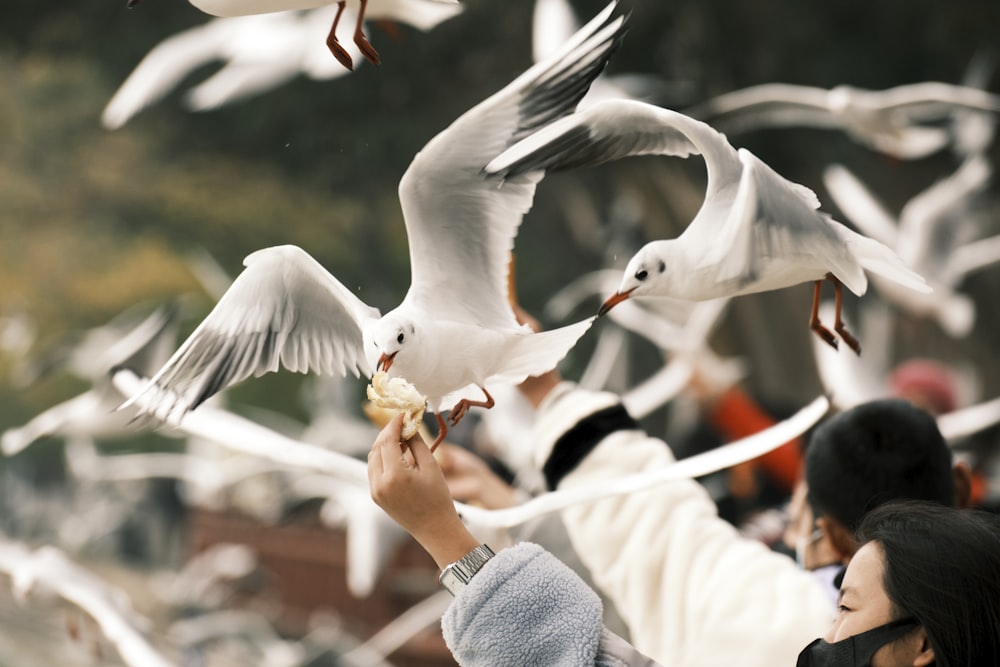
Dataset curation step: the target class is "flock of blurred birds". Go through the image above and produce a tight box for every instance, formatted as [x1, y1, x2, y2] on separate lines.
[2, 0, 1000, 664]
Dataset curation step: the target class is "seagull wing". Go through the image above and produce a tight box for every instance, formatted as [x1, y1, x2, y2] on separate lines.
[685, 82, 837, 133]
[947, 233, 1000, 284]
[486, 99, 701, 180]
[874, 82, 1000, 119]
[185, 60, 300, 111]
[532, 0, 579, 63]
[101, 19, 235, 129]
[124, 245, 380, 419]
[821, 164, 899, 247]
[896, 154, 992, 268]
[709, 149, 865, 293]
[399, 2, 627, 327]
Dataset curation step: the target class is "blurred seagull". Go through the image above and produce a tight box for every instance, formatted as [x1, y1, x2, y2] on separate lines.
[810, 303, 1000, 444]
[121, 4, 628, 449]
[823, 155, 997, 337]
[113, 368, 370, 485]
[685, 81, 1000, 160]
[174, 0, 464, 71]
[1, 304, 181, 456]
[952, 47, 998, 158]
[103, 8, 352, 129]
[486, 99, 931, 355]
[0, 542, 173, 667]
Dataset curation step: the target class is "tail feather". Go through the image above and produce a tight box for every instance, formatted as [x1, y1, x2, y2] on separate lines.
[496, 317, 596, 381]
[844, 230, 932, 295]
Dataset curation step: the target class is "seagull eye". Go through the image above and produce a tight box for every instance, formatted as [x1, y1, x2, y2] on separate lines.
[397, 333, 405, 344]
[658, 261, 666, 273]
[635, 269, 649, 281]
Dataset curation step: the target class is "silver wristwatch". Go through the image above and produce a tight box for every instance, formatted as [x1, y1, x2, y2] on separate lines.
[438, 544, 495, 596]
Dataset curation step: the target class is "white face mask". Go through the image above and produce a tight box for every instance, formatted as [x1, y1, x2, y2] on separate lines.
[795, 527, 825, 568]
[795, 618, 919, 667]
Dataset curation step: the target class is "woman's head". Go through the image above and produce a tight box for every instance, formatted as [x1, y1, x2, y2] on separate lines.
[809, 500, 1000, 667]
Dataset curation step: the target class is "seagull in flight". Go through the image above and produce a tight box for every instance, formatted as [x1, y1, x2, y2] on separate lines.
[103, 8, 353, 129]
[685, 81, 1000, 160]
[105, 1, 463, 127]
[823, 154, 997, 338]
[164, 0, 464, 71]
[122, 3, 628, 450]
[486, 99, 931, 355]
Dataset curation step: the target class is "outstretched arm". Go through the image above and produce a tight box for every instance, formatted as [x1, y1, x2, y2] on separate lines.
[367, 414, 480, 569]
[367, 414, 654, 666]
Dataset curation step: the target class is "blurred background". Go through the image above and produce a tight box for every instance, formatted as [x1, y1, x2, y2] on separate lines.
[1, 0, 999, 664]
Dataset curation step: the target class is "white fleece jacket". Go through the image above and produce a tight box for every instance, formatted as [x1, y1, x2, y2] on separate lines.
[531, 382, 835, 667]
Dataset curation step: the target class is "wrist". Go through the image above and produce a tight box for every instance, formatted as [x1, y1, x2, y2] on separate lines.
[415, 515, 482, 569]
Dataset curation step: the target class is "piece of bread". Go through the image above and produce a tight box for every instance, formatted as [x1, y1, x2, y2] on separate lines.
[365, 372, 427, 439]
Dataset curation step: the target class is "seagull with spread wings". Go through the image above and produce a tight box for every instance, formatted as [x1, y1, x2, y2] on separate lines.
[104, 1, 463, 128]
[122, 3, 628, 450]
[823, 155, 997, 338]
[685, 81, 1000, 160]
[486, 99, 931, 355]
[169, 0, 464, 71]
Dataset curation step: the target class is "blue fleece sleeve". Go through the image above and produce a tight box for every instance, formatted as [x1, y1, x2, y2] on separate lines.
[442, 542, 604, 666]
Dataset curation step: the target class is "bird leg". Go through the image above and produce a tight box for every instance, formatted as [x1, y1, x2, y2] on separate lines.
[429, 413, 449, 453]
[449, 387, 496, 427]
[326, 1, 355, 71]
[809, 273, 862, 356]
[352, 0, 381, 66]
[831, 276, 862, 356]
[809, 276, 839, 350]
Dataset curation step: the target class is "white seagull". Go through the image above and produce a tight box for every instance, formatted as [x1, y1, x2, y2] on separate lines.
[823, 155, 997, 337]
[685, 81, 1000, 160]
[162, 0, 465, 71]
[104, 1, 463, 128]
[486, 99, 931, 355]
[2, 303, 181, 456]
[122, 4, 628, 449]
[0, 542, 174, 667]
[103, 8, 352, 129]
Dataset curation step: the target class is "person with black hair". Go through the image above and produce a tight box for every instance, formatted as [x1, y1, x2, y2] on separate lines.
[804, 399, 972, 568]
[368, 420, 1000, 667]
[797, 500, 1000, 667]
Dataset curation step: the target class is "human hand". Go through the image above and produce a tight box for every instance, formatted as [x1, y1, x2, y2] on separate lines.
[438, 444, 521, 509]
[368, 415, 480, 568]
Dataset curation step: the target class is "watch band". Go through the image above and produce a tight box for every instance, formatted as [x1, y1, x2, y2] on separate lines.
[438, 544, 495, 596]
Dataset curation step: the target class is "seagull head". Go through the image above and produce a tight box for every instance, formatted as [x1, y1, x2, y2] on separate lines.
[599, 244, 667, 316]
[371, 315, 417, 373]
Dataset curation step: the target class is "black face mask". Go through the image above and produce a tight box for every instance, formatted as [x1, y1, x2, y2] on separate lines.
[796, 618, 920, 667]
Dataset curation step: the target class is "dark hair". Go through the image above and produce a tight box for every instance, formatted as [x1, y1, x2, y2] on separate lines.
[857, 501, 1000, 667]
[805, 399, 954, 532]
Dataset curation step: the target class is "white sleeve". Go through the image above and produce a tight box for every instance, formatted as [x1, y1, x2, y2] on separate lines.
[532, 383, 835, 667]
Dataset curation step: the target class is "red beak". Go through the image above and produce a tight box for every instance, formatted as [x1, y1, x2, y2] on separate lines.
[598, 288, 636, 316]
[377, 352, 396, 372]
